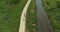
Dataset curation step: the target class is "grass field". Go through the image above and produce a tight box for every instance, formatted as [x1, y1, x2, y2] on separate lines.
[0, 0, 27, 32]
[42, 0, 60, 32]
[26, 0, 37, 32]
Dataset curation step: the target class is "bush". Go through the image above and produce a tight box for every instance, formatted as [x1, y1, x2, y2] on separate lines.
[56, 1, 60, 8]
[8, 0, 19, 4]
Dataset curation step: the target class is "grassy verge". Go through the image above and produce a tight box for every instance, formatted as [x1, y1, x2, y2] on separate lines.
[0, 0, 27, 32]
[26, 0, 37, 32]
[42, 0, 60, 32]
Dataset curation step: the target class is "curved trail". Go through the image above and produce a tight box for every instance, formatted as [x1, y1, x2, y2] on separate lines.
[36, 0, 54, 32]
[19, 0, 31, 32]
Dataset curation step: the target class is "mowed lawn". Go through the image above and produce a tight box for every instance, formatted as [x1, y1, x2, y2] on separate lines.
[42, 0, 60, 32]
[0, 0, 27, 32]
[26, 0, 37, 32]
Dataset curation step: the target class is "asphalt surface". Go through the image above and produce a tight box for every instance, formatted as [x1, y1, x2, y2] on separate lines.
[36, 0, 54, 32]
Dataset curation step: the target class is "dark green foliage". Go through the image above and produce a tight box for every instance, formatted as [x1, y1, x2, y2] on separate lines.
[55, 14, 60, 21]
[56, 1, 60, 8]
[51, 8, 56, 12]
[26, 0, 37, 32]
[42, 0, 60, 32]
[10, 0, 19, 4]
[46, 2, 50, 5]
[0, 0, 28, 32]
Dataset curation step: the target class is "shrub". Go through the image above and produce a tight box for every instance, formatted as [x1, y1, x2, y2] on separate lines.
[56, 1, 60, 8]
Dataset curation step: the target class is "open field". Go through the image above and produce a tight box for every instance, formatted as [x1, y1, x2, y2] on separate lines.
[26, 0, 37, 32]
[0, 0, 27, 32]
[42, 0, 60, 32]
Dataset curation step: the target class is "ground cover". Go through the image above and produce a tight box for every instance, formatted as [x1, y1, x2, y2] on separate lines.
[0, 0, 27, 32]
[42, 0, 60, 32]
[26, 0, 37, 32]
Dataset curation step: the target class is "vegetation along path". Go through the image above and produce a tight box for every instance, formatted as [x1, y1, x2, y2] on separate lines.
[19, 0, 31, 32]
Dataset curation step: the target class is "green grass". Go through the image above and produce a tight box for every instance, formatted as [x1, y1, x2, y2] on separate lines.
[42, 0, 60, 32]
[0, 0, 27, 32]
[26, 0, 37, 32]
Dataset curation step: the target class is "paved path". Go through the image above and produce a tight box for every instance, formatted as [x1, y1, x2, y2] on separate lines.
[36, 0, 54, 32]
[19, 0, 31, 32]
